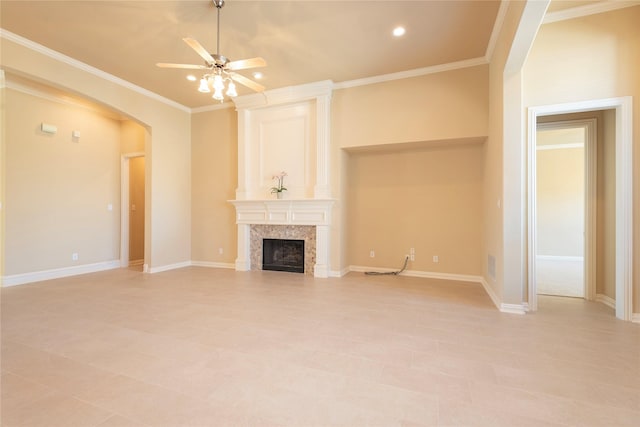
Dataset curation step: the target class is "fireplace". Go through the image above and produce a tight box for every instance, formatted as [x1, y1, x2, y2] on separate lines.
[263, 239, 305, 273]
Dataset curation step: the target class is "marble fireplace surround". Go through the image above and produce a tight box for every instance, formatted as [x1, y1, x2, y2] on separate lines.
[230, 199, 334, 277]
[251, 225, 315, 275]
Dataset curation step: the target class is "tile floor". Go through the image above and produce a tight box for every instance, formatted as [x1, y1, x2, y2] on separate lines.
[536, 257, 584, 298]
[1, 267, 639, 426]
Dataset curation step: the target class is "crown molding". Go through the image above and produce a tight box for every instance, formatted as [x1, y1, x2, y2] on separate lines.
[233, 80, 333, 110]
[0, 28, 191, 113]
[191, 102, 235, 114]
[543, 0, 640, 24]
[485, 0, 510, 61]
[333, 57, 488, 91]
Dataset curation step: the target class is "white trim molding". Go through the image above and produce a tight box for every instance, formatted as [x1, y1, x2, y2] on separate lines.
[233, 80, 333, 110]
[329, 267, 351, 278]
[190, 261, 235, 269]
[1, 260, 120, 287]
[333, 57, 487, 91]
[527, 97, 633, 321]
[500, 303, 527, 315]
[543, 1, 640, 24]
[349, 266, 483, 284]
[147, 261, 192, 274]
[632, 313, 640, 324]
[480, 278, 502, 310]
[595, 293, 616, 309]
[0, 29, 190, 113]
[485, 0, 510, 61]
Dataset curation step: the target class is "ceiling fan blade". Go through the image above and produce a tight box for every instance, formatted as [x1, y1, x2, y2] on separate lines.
[156, 63, 208, 70]
[183, 37, 215, 65]
[230, 73, 265, 93]
[226, 57, 267, 71]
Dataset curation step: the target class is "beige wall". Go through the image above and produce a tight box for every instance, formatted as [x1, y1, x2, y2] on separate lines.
[332, 65, 489, 273]
[4, 88, 121, 274]
[333, 66, 489, 149]
[1, 36, 192, 271]
[120, 119, 145, 154]
[191, 108, 237, 264]
[524, 6, 640, 310]
[346, 142, 484, 275]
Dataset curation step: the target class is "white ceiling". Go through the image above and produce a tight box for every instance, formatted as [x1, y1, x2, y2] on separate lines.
[0, 1, 615, 109]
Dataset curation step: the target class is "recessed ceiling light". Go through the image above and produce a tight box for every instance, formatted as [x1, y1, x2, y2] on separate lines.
[186, 75, 197, 81]
[253, 72, 264, 80]
[393, 26, 406, 37]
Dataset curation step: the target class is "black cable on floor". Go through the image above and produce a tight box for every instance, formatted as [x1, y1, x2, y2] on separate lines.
[364, 256, 409, 276]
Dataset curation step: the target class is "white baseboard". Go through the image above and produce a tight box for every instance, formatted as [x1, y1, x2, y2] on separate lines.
[499, 303, 527, 315]
[190, 261, 235, 269]
[480, 278, 502, 310]
[480, 278, 526, 314]
[595, 293, 616, 309]
[349, 265, 482, 284]
[329, 267, 350, 278]
[147, 261, 192, 274]
[1, 260, 120, 287]
[632, 313, 640, 324]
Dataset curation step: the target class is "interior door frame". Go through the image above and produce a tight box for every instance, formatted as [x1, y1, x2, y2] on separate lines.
[533, 118, 596, 300]
[120, 152, 145, 268]
[527, 97, 633, 321]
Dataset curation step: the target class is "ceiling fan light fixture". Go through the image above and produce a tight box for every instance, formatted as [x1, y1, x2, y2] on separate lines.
[212, 88, 224, 101]
[198, 78, 211, 93]
[226, 80, 238, 97]
[157, 0, 266, 103]
[213, 74, 224, 91]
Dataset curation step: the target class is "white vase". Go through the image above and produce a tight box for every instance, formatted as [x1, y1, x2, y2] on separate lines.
[276, 191, 283, 199]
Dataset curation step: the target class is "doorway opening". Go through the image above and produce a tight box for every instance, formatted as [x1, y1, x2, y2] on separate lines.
[527, 97, 633, 321]
[535, 120, 592, 299]
[120, 152, 146, 270]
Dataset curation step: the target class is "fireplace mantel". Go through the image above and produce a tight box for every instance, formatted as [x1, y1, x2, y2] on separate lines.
[229, 199, 334, 226]
[229, 199, 335, 277]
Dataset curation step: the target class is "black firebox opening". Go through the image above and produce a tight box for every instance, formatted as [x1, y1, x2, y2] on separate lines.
[263, 239, 304, 273]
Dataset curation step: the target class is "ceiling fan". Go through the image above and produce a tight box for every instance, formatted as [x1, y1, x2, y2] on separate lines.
[157, 0, 266, 101]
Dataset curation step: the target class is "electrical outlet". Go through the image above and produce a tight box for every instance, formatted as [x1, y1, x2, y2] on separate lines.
[409, 247, 415, 261]
[219, 247, 223, 255]
[433, 255, 439, 263]
[72, 252, 79, 261]
[370, 250, 375, 258]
